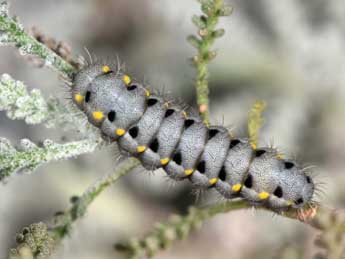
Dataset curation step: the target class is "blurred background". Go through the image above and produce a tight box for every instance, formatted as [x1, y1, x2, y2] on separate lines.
[1, 0, 345, 258]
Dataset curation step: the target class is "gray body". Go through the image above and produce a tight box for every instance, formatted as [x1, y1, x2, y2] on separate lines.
[72, 64, 315, 211]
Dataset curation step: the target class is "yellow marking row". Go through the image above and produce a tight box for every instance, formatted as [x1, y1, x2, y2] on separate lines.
[182, 111, 187, 119]
[208, 178, 218, 185]
[92, 111, 104, 121]
[136, 146, 146, 153]
[122, 74, 131, 85]
[74, 94, 84, 104]
[116, 128, 125, 136]
[85, 112, 285, 203]
[160, 158, 170, 166]
[102, 65, 111, 74]
[101, 71, 151, 98]
[276, 152, 284, 160]
[122, 74, 152, 98]
[104, 71, 149, 98]
[250, 142, 285, 163]
[286, 200, 294, 206]
[258, 191, 269, 200]
[232, 184, 242, 192]
[184, 169, 194, 176]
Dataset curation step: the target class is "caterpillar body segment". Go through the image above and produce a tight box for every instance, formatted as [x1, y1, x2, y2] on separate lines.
[71, 63, 315, 212]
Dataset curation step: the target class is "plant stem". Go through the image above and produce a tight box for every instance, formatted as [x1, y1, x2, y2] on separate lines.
[50, 157, 140, 239]
[247, 100, 266, 149]
[0, 2, 76, 77]
[0, 138, 100, 183]
[188, 0, 232, 124]
[116, 200, 345, 259]
[8, 157, 140, 259]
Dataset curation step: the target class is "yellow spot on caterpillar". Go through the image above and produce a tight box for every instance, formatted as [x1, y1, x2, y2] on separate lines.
[74, 94, 84, 104]
[116, 128, 126, 136]
[232, 184, 242, 192]
[250, 142, 257, 150]
[286, 200, 294, 206]
[276, 153, 284, 160]
[92, 111, 104, 121]
[145, 89, 150, 97]
[229, 132, 235, 138]
[136, 146, 146, 153]
[259, 191, 270, 200]
[182, 111, 187, 119]
[209, 178, 218, 185]
[184, 169, 194, 176]
[164, 102, 169, 108]
[123, 75, 131, 85]
[102, 65, 110, 73]
[160, 158, 170, 166]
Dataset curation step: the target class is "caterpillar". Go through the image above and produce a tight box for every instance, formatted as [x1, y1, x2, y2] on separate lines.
[71, 62, 315, 212]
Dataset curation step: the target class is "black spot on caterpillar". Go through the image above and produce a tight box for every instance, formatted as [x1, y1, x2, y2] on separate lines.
[71, 62, 315, 212]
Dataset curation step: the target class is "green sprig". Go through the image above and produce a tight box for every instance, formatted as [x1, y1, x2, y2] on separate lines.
[247, 100, 266, 148]
[9, 223, 55, 259]
[115, 201, 247, 259]
[49, 158, 140, 252]
[0, 2, 76, 77]
[0, 73, 102, 138]
[116, 200, 342, 259]
[188, 0, 232, 124]
[8, 158, 140, 259]
[0, 138, 100, 182]
[0, 73, 48, 124]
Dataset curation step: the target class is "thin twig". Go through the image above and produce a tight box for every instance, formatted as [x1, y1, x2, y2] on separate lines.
[188, 0, 232, 124]
[115, 201, 345, 259]
[8, 157, 141, 259]
[50, 157, 140, 239]
[0, 2, 76, 77]
[0, 138, 100, 183]
[248, 100, 266, 149]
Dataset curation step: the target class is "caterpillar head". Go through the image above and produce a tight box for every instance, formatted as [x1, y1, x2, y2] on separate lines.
[244, 148, 315, 210]
[71, 64, 116, 110]
[278, 160, 314, 209]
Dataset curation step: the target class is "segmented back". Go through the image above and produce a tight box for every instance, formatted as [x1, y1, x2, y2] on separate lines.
[71, 63, 315, 211]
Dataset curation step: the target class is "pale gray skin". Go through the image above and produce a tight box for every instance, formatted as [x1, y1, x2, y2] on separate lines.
[72, 64, 315, 211]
